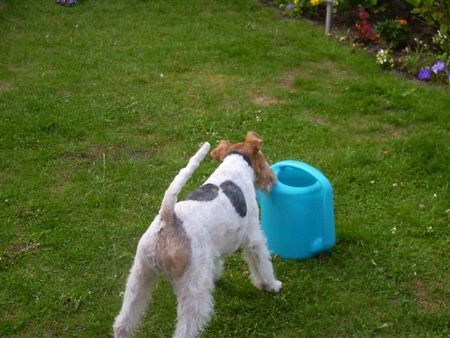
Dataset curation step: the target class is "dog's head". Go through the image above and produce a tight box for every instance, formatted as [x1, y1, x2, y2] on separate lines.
[211, 132, 275, 191]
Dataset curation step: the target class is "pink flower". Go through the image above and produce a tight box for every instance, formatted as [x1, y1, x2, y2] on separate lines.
[358, 7, 369, 20]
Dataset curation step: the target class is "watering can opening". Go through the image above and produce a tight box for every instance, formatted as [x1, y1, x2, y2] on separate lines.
[277, 166, 318, 188]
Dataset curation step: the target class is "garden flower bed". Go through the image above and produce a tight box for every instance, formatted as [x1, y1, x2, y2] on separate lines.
[269, 0, 450, 87]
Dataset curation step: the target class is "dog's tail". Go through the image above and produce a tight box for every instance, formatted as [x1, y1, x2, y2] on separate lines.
[159, 142, 210, 223]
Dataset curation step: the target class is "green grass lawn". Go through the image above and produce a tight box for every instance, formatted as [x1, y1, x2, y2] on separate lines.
[1, 0, 449, 337]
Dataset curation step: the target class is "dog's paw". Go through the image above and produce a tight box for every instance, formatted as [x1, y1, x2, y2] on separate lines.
[263, 280, 282, 293]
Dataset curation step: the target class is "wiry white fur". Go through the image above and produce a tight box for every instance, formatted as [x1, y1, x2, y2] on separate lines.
[159, 142, 211, 218]
[113, 146, 281, 338]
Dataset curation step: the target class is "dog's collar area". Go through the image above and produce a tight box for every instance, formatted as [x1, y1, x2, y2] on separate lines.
[225, 151, 252, 167]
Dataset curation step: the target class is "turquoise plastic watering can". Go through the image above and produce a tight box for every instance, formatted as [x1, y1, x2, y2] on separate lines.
[257, 160, 335, 260]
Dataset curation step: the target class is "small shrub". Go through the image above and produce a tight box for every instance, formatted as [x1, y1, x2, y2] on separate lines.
[405, 0, 450, 35]
[401, 42, 428, 74]
[375, 19, 410, 50]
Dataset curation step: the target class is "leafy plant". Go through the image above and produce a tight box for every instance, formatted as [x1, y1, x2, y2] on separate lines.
[376, 19, 410, 50]
[432, 29, 450, 54]
[405, 0, 450, 35]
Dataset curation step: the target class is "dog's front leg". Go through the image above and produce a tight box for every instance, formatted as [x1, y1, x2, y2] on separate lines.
[242, 222, 282, 293]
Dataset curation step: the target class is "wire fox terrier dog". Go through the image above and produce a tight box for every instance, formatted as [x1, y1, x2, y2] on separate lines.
[113, 132, 282, 338]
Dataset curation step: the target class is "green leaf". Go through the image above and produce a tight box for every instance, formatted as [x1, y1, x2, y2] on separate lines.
[432, 12, 443, 21]
[405, 0, 421, 7]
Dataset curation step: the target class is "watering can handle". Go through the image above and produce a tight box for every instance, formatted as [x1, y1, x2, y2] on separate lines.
[272, 160, 332, 193]
[274, 161, 324, 180]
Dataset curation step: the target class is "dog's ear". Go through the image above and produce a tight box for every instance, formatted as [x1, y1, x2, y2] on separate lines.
[253, 152, 276, 192]
[211, 140, 231, 162]
[245, 131, 262, 154]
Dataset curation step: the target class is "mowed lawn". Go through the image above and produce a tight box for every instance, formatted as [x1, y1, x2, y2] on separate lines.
[0, 0, 449, 337]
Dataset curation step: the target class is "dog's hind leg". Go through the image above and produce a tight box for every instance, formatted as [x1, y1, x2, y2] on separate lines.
[242, 222, 282, 293]
[113, 252, 159, 338]
[172, 259, 215, 338]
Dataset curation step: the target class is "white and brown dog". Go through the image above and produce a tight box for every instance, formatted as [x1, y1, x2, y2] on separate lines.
[113, 132, 282, 338]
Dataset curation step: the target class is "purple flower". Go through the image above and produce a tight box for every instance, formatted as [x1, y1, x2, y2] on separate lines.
[418, 68, 431, 81]
[431, 61, 446, 74]
[286, 3, 295, 10]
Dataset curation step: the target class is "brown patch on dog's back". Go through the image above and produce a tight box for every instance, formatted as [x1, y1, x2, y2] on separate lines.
[155, 215, 192, 278]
